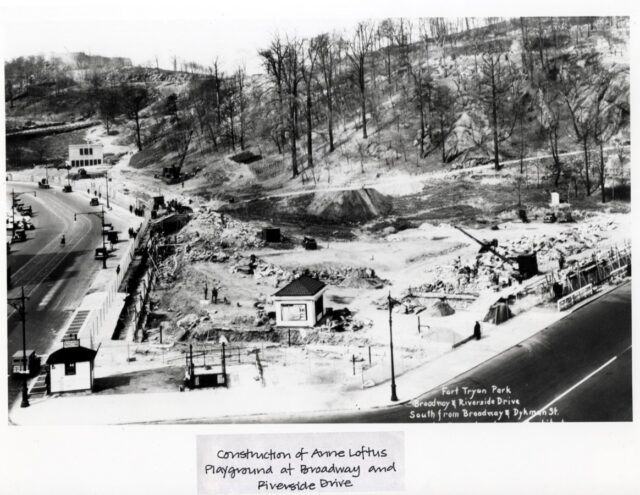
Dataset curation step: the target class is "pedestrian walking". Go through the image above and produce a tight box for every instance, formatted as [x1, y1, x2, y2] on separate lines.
[204, 283, 208, 301]
[474, 321, 481, 340]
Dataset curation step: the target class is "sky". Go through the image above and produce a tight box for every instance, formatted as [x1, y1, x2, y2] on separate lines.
[0, 0, 634, 75]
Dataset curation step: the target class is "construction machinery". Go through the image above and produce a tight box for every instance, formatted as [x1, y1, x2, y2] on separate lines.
[454, 226, 538, 281]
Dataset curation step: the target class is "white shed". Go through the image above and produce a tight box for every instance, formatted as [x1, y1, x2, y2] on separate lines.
[273, 275, 326, 327]
[46, 341, 97, 394]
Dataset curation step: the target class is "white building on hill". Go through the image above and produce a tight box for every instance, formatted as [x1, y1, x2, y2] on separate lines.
[69, 144, 104, 167]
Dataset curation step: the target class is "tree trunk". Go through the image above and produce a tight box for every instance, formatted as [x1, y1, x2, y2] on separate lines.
[599, 141, 606, 203]
[306, 88, 313, 170]
[491, 65, 500, 170]
[583, 136, 591, 195]
[440, 116, 446, 163]
[290, 105, 298, 177]
[134, 112, 142, 151]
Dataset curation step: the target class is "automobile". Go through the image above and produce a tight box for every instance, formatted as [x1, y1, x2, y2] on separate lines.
[557, 210, 573, 223]
[10, 350, 41, 377]
[107, 231, 119, 243]
[303, 236, 318, 250]
[63, 185, 73, 193]
[12, 229, 27, 242]
[543, 212, 557, 223]
[122, 188, 131, 195]
[90, 197, 100, 206]
[95, 247, 109, 260]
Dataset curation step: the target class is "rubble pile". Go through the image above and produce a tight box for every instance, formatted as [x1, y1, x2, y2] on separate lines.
[405, 219, 620, 297]
[321, 308, 372, 333]
[183, 207, 265, 251]
[232, 258, 388, 290]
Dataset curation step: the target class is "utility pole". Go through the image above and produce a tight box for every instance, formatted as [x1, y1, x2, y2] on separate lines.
[388, 291, 398, 402]
[105, 172, 110, 209]
[11, 189, 16, 231]
[8, 287, 31, 408]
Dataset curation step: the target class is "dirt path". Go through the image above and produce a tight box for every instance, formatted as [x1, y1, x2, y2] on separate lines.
[233, 146, 628, 203]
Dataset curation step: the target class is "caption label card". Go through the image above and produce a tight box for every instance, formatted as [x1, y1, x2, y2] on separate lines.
[197, 432, 404, 494]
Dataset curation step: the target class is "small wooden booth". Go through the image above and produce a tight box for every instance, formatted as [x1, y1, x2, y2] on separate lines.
[46, 340, 97, 394]
[273, 275, 326, 328]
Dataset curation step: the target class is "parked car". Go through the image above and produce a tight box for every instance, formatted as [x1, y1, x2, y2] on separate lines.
[543, 212, 557, 223]
[95, 247, 109, 260]
[90, 197, 100, 206]
[10, 350, 41, 377]
[303, 236, 318, 250]
[557, 210, 573, 223]
[12, 229, 27, 242]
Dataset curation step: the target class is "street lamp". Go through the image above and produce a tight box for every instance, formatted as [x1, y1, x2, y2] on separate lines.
[105, 171, 110, 209]
[8, 287, 31, 408]
[388, 291, 399, 402]
[75, 204, 108, 268]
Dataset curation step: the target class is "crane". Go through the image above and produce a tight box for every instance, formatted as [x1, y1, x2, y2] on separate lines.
[454, 226, 538, 280]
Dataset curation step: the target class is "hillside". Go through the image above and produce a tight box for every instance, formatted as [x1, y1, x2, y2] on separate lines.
[5, 17, 630, 211]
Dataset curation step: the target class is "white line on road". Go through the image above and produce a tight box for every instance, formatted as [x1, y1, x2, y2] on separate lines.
[524, 345, 632, 422]
[37, 277, 67, 309]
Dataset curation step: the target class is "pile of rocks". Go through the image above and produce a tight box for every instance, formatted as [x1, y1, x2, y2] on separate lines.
[409, 219, 620, 296]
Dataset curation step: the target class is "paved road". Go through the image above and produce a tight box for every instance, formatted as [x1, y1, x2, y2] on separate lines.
[176, 283, 631, 424]
[6, 183, 126, 407]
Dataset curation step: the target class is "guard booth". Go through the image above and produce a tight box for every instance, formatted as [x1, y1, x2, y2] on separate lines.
[46, 340, 97, 393]
[273, 275, 326, 327]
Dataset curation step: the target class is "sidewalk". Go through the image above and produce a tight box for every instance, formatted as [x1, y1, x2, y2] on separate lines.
[9, 280, 628, 425]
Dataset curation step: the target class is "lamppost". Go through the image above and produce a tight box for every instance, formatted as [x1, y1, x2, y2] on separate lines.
[388, 291, 399, 402]
[8, 286, 30, 408]
[105, 171, 110, 209]
[75, 204, 108, 268]
[11, 188, 17, 231]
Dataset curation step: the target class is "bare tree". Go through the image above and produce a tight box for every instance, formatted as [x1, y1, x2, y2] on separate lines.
[259, 36, 288, 154]
[537, 84, 564, 185]
[281, 38, 304, 177]
[562, 64, 596, 195]
[235, 66, 247, 150]
[431, 84, 457, 163]
[120, 84, 151, 151]
[316, 33, 337, 152]
[98, 86, 121, 135]
[301, 39, 320, 175]
[346, 21, 375, 139]
[477, 45, 521, 170]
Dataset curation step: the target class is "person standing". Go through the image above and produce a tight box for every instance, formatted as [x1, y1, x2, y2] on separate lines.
[204, 282, 208, 301]
[474, 321, 481, 340]
[212, 286, 218, 304]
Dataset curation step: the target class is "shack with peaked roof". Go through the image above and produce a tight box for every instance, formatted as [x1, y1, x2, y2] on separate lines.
[273, 275, 326, 327]
[46, 341, 97, 393]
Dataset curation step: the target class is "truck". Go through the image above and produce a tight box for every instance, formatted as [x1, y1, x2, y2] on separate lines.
[38, 178, 51, 189]
[10, 350, 41, 377]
